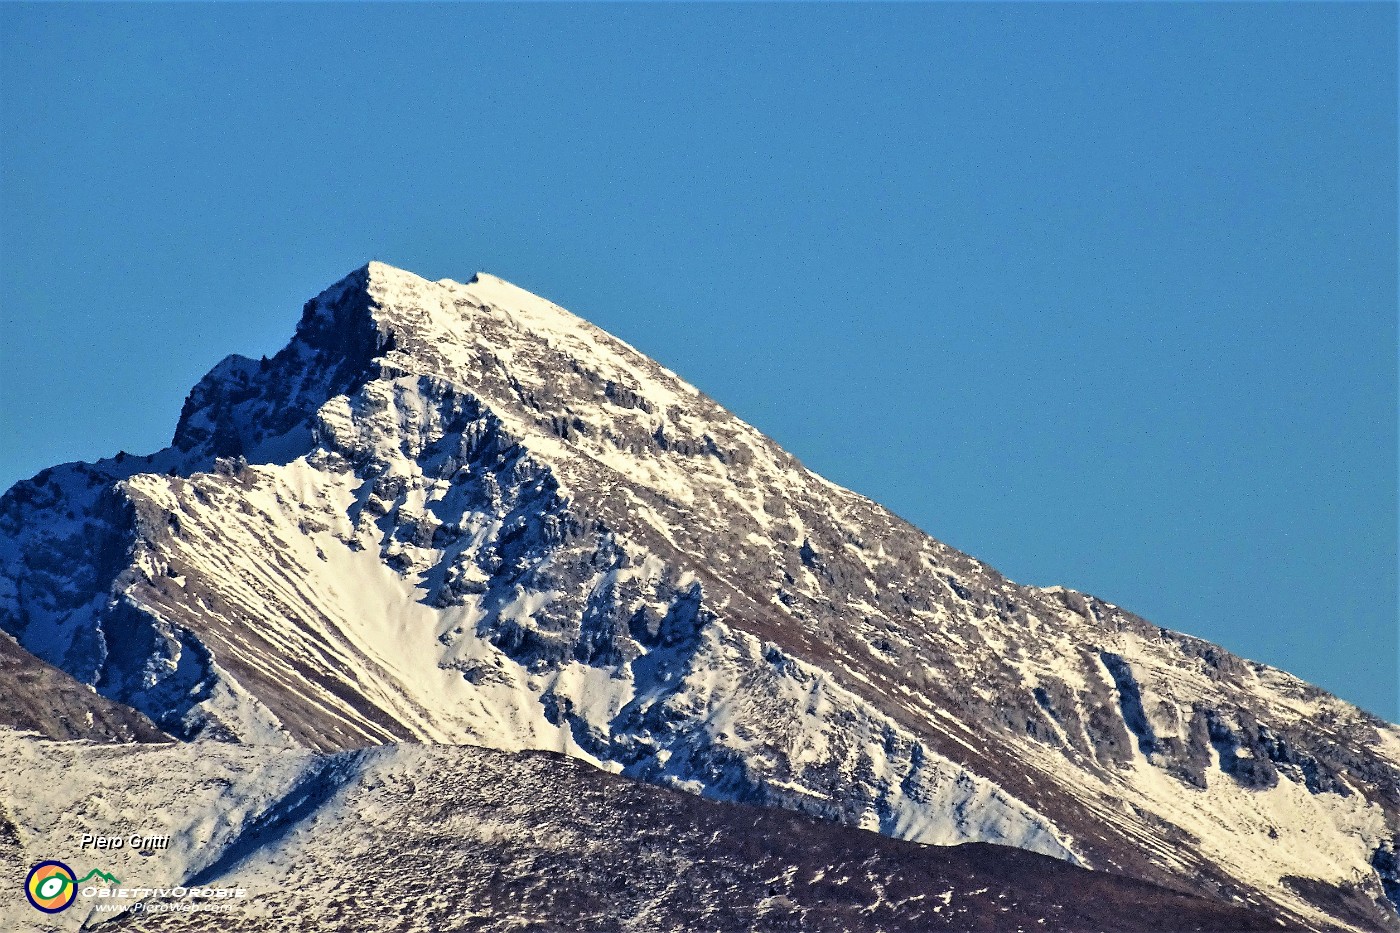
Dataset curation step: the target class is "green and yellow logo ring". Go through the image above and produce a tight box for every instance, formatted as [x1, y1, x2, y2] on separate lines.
[25, 861, 77, 913]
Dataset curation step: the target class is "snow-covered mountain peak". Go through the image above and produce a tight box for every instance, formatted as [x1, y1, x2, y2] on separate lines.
[289, 262, 693, 413]
[289, 262, 803, 523]
[3, 264, 1398, 932]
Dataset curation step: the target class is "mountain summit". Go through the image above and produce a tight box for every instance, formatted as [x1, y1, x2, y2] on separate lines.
[2, 263, 1396, 931]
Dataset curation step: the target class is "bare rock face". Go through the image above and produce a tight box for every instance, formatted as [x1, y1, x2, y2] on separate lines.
[2, 262, 1397, 931]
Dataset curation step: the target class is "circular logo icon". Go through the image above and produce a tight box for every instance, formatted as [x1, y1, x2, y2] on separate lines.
[25, 861, 77, 913]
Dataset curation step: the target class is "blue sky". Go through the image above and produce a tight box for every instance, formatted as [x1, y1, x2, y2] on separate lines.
[1, 3, 1395, 718]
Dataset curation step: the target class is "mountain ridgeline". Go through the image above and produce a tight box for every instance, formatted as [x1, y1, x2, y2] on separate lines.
[1, 263, 1396, 932]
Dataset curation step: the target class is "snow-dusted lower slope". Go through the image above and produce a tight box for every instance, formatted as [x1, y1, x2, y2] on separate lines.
[0, 728, 1283, 933]
[2, 263, 1396, 931]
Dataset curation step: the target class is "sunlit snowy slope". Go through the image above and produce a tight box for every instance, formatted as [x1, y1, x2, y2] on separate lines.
[2, 263, 1396, 931]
